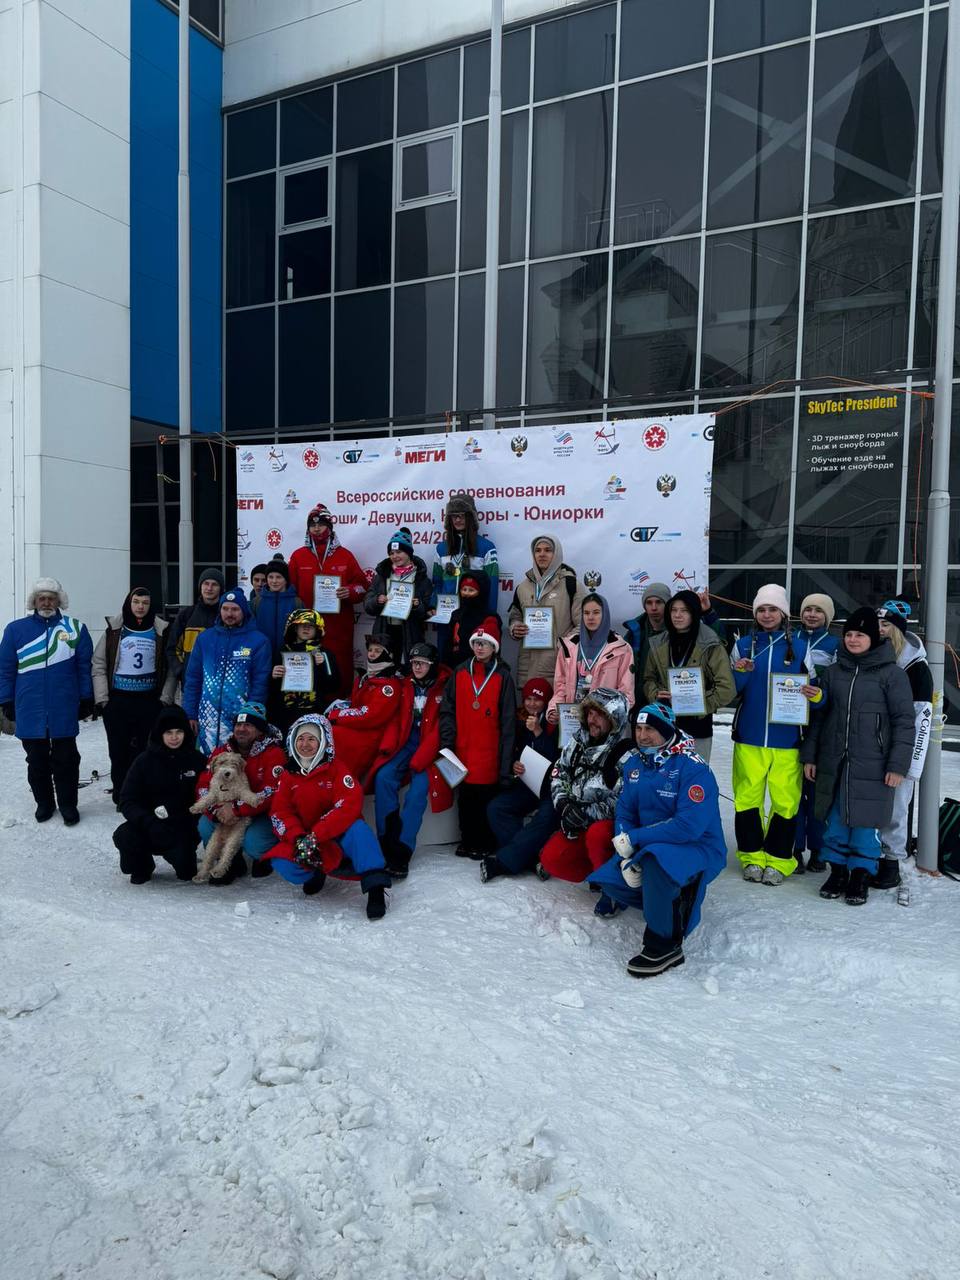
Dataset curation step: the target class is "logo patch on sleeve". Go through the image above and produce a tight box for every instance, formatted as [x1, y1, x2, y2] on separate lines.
[688, 784, 705, 803]
[343, 774, 355, 789]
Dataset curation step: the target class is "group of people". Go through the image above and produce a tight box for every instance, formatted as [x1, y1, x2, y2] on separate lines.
[0, 491, 934, 976]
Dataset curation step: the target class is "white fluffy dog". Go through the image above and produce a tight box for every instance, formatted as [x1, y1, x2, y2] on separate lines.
[190, 752, 259, 883]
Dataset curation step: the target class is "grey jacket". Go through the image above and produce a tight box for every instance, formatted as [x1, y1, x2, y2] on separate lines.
[800, 640, 915, 829]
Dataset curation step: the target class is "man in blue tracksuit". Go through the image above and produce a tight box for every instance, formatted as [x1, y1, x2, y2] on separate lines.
[182, 587, 273, 755]
[589, 702, 726, 978]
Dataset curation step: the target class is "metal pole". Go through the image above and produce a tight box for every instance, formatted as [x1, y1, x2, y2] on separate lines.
[917, 0, 960, 871]
[482, 0, 503, 433]
[177, 0, 194, 605]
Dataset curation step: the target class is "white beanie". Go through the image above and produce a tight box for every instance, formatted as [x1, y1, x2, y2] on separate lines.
[27, 577, 68, 611]
[800, 593, 835, 627]
[752, 584, 789, 619]
[470, 625, 500, 653]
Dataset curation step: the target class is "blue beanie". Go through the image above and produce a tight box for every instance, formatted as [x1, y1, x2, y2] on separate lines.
[388, 527, 414, 555]
[634, 701, 677, 740]
[234, 699, 269, 734]
[877, 600, 910, 634]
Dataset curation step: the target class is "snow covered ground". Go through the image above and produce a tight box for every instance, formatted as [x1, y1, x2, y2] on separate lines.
[2, 724, 959, 1280]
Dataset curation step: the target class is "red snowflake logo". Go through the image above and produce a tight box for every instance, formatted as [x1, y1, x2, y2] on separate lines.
[302, 448, 320, 470]
[642, 423, 668, 450]
[266, 528, 282, 550]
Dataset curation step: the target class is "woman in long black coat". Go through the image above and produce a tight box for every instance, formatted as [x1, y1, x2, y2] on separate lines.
[800, 608, 915, 905]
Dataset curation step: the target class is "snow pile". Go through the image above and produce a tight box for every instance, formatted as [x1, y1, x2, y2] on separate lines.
[1, 724, 959, 1279]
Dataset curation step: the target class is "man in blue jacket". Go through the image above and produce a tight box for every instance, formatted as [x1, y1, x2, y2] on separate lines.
[589, 703, 727, 978]
[0, 577, 94, 825]
[182, 587, 272, 755]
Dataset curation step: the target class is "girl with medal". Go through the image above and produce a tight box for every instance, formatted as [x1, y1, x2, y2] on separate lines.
[547, 593, 634, 723]
[430, 493, 499, 617]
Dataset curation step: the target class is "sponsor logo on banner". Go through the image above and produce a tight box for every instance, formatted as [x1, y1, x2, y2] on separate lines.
[702, 424, 715, 441]
[283, 489, 300, 509]
[642, 423, 669, 451]
[266, 529, 283, 550]
[302, 447, 320, 470]
[404, 446, 446, 463]
[237, 529, 251, 552]
[463, 436, 482, 460]
[628, 568, 650, 597]
[657, 474, 677, 497]
[630, 526, 659, 542]
[594, 425, 619, 455]
[510, 435, 528, 457]
[342, 449, 363, 464]
[552, 427, 574, 457]
[583, 570, 602, 590]
[673, 569, 697, 590]
[604, 475, 626, 500]
[237, 494, 264, 511]
[268, 447, 288, 473]
[239, 451, 256, 474]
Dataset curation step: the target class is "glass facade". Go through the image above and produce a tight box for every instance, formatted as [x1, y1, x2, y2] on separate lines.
[222, 0, 958, 680]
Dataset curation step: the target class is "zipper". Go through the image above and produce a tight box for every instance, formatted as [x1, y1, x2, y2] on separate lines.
[763, 635, 775, 749]
[843, 665, 859, 815]
[876, 713, 883, 755]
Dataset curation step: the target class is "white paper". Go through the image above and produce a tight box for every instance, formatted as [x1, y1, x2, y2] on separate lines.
[518, 746, 551, 797]
[281, 652, 314, 693]
[768, 673, 810, 726]
[433, 593, 458, 624]
[523, 606, 554, 650]
[313, 574, 342, 614]
[382, 578, 414, 621]
[667, 666, 707, 716]
[557, 703, 580, 749]
[435, 747, 468, 787]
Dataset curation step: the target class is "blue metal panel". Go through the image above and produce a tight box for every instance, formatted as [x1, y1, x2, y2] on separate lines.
[130, 0, 222, 432]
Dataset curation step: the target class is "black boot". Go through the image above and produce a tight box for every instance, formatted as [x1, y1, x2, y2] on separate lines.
[793, 848, 806, 875]
[819, 864, 849, 899]
[871, 858, 901, 890]
[34, 799, 56, 823]
[129, 871, 153, 885]
[479, 855, 505, 884]
[60, 805, 80, 826]
[627, 928, 684, 978]
[303, 870, 326, 896]
[385, 842, 412, 880]
[845, 867, 871, 906]
[807, 849, 827, 872]
[251, 858, 273, 879]
[366, 885, 387, 920]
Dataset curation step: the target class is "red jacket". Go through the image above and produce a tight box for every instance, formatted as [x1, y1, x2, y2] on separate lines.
[196, 733, 288, 819]
[288, 541, 369, 696]
[376, 666, 454, 813]
[269, 758, 363, 870]
[439, 659, 517, 786]
[326, 672, 410, 786]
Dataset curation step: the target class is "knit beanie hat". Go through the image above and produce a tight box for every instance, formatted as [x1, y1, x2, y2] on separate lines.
[470, 617, 501, 652]
[800, 593, 835, 627]
[459, 573, 485, 596]
[877, 600, 910, 634]
[388, 528, 414, 555]
[752, 584, 790, 619]
[266, 554, 291, 584]
[408, 641, 438, 665]
[250, 563, 269, 580]
[197, 567, 225, 593]
[634, 701, 677, 740]
[843, 607, 882, 649]
[642, 582, 671, 606]
[522, 677, 553, 704]
[234, 699, 269, 735]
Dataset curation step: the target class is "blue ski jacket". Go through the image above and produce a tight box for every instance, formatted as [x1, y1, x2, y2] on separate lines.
[731, 630, 820, 750]
[0, 611, 93, 739]
[182, 596, 272, 754]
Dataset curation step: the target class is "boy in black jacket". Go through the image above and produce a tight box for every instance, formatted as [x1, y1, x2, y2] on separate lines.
[112, 706, 207, 884]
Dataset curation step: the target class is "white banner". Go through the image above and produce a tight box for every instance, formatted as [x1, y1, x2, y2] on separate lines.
[235, 416, 714, 651]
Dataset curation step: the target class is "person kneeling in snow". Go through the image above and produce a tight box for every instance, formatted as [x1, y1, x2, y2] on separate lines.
[113, 706, 207, 884]
[589, 703, 726, 978]
[268, 715, 391, 920]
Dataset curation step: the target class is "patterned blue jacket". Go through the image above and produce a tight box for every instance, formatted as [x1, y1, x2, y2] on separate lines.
[0, 611, 93, 739]
[182, 600, 272, 755]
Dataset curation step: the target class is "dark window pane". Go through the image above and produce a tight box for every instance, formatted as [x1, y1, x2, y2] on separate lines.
[459, 121, 488, 271]
[227, 104, 276, 179]
[283, 167, 329, 226]
[713, 1, 809, 58]
[337, 69, 394, 151]
[188, 0, 221, 39]
[616, 70, 706, 242]
[809, 19, 921, 212]
[395, 203, 457, 281]
[620, 0, 708, 79]
[456, 268, 525, 411]
[398, 50, 459, 136]
[817, 0, 913, 34]
[280, 88, 333, 165]
[226, 174, 275, 308]
[279, 227, 331, 299]
[708, 399, 792, 563]
[705, 568, 789, 620]
[463, 29, 531, 118]
[400, 136, 454, 201]
[700, 223, 802, 389]
[609, 240, 700, 399]
[707, 44, 808, 229]
[913, 200, 960, 375]
[279, 299, 330, 427]
[794, 392, 906, 562]
[528, 254, 608, 407]
[905, 398, 960, 566]
[336, 145, 392, 290]
[534, 4, 616, 101]
[334, 291, 390, 422]
[922, 8, 946, 193]
[789, 569, 901, 619]
[458, 114, 529, 271]
[226, 308, 274, 432]
[803, 204, 913, 378]
[531, 92, 612, 258]
[394, 280, 455, 416]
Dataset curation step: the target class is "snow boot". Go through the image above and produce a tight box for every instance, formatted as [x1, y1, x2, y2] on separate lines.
[479, 855, 505, 884]
[742, 864, 763, 883]
[534, 861, 551, 881]
[34, 800, 56, 823]
[593, 893, 625, 918]
[303, 871, 326, 896]
[760, 867, 784, 886]
[871, 858, 901, 890]
[129, 871, 153, 885]
[385, 842, 412, 880]
[845, 868, 871, 906]
[807, 849, 827, 872]
[60, 805, 80, 826]
[627, 929, 684, 978]
[792, 848, 806, 875]
[819, 865, 849, 899]
[454, 842, 474, 858]
[251, 858, 273, 878]
[366, 885, 387, 920]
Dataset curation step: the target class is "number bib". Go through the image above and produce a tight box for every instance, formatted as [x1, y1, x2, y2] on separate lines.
[115, 633, 156, 676]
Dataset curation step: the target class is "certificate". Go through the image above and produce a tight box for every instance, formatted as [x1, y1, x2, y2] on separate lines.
[668, 667, 706, 717]
[518, 746, 551, 798]
[769, 673, 810, 726]
[435, 748, 468, 788]
[523, 606, 554, 650]
[433, 593, 458, 624]
[281, 652, 314, 693]
[382, 578, 414, 621]
[557, 702, 580, 749]
[313, 574, 341, 614]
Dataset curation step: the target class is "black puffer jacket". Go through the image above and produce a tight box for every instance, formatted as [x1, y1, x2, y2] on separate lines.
[118, 706, 207, 842]
[800, 640, 915, 828]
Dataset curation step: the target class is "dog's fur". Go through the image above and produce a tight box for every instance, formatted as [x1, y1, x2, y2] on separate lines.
[190, 752, 260, 883]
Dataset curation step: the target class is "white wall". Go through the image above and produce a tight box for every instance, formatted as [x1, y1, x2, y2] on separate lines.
[0, 0, 131, 636]
[223, 0, 574, 105]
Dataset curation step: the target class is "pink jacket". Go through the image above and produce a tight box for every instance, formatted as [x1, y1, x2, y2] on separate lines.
[548, 633, 635, 713]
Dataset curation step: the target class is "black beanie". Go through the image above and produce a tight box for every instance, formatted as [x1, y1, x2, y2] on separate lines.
[267, 554, 291, 584]
[843, 607, 882, 649]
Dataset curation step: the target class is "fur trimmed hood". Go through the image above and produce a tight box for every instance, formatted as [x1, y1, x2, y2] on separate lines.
[27, 577, 69, 612]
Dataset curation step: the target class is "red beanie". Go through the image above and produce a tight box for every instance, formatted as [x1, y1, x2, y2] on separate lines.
[522, 677, 553, 703]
